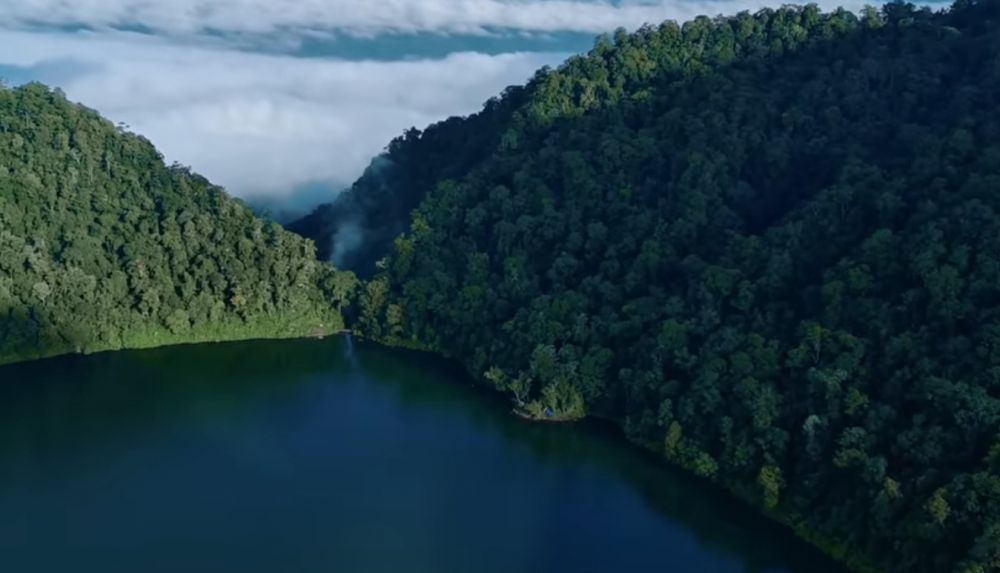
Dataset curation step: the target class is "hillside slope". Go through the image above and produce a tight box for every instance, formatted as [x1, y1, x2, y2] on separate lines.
[0, 84, 356, 366]
[287, 91, 531, 275]
[298, 1, 1000, 571]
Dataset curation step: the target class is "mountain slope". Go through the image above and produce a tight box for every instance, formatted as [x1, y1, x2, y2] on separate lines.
[297, 2, 1000, 572]
[0, 83, 356, 366]
[287, 89, 532, 276]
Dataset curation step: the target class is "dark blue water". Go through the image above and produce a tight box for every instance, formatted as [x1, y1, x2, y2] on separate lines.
[0, 338, 843, 573]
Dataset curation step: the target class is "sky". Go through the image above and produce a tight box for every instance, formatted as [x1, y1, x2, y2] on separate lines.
[1, 0, 905, 217]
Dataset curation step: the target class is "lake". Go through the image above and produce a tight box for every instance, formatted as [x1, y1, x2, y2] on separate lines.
[0, 337, 844, 573]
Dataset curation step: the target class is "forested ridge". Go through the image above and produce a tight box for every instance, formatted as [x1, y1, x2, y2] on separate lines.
[4, 0, 1000, 571]
[295, 1, 1000, 571]
[288, 91, 532, 274]
[0, 83, 357, 366]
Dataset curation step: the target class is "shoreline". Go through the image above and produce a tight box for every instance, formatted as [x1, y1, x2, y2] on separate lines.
[1, 331, 879, 573]
[362, 334, 879, 573]
[0, 320, 346, 369]
[511, 407, 581, 423]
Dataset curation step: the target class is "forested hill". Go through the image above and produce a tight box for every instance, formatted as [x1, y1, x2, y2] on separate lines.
[305, 1, 1000, 572]
[287, 91, 531, 275]
[0, 83, 357, 366]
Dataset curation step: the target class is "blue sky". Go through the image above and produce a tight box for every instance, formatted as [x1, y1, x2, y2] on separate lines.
[1, 0, 891, 214]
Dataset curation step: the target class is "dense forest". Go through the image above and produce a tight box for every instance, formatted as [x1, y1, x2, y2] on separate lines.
[295, 1, 1000, 571]
[288, 95, 532, 274]
[0, 83, 357, 366]
[4, 1, 1000, 571]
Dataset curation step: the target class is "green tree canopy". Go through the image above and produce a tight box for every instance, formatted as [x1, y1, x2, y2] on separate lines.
[296, 1, 1000, 571]
[0, 83, 356, 365]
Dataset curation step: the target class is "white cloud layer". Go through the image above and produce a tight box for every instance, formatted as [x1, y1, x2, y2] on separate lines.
[0, 30, 560, 201]
[0, 0, 893, 207]
[3, 0, 868, 37]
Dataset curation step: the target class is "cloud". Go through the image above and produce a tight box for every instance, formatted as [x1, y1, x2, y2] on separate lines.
[2, 0, 872, 38]
[0, 0, 896, 207]
[0, 29, 561, 201]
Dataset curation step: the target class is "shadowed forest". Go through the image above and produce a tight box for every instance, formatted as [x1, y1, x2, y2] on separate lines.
[2, 1, 1000, 572]
[296, 2, 1000, 571]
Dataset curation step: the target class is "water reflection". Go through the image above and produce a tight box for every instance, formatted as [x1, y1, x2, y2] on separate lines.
[0, 338, 844, 573]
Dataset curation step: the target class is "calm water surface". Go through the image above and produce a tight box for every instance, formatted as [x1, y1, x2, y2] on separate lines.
[0, 338, 844, 573]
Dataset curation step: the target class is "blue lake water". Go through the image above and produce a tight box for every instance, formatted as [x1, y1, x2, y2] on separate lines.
[0, 338, 844, 572]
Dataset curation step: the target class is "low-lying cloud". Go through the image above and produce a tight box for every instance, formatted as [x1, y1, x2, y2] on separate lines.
[0, 29, 560, 201]
[3, 0, 869, 38]
[0, 0, 892, 208]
